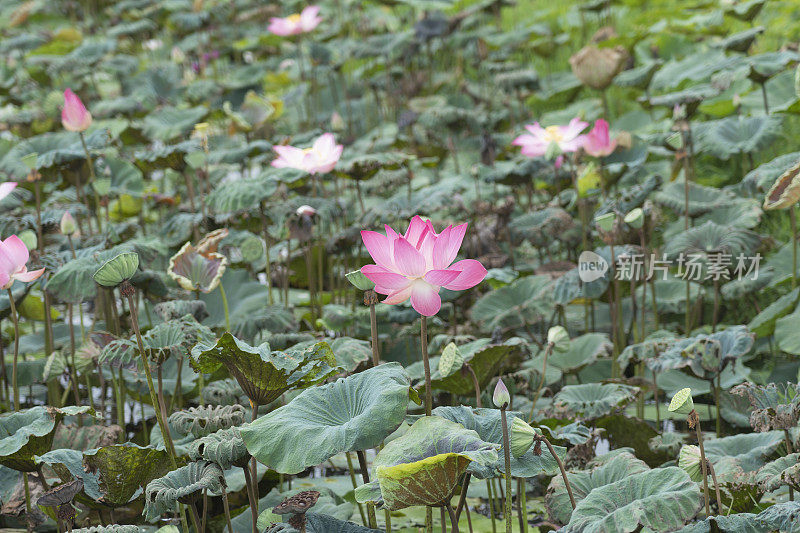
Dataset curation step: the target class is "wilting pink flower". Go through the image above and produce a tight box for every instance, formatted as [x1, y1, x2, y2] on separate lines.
[512, 117, 587, 158]
[0, 236, 44, 289]
[268, 6, 322, 36]
[61, 89, 92, 133]
[272, 133, 343, 175]
[360, 216, 487, 316]
[296, 205, 317, 217]
[0, 182, 17, 202]
[582, 119, 617, 158]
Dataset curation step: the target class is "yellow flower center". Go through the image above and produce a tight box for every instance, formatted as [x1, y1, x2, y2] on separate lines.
[544, 125, 564, 143]
[287, 13, 302, 23]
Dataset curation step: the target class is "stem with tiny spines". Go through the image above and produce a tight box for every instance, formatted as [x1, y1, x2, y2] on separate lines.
[421, 316, 432, 416]
[540, 435, 575, 509]
[357, 450, 378, 529]
[499, 405, 513, 533]
[528, 342, 553, 423]
[7, 289, 20, 411]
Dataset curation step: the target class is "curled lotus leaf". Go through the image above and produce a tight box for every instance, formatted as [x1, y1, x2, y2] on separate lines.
[650, 326, 755, 378]
[188, 427, 249, 469]
[546, 451, 650, 525]
[72, 527, 143, 533]
[37, 478, 84, 507]
[764, 159, 800, 210]
[265, 513, 381, 533]
[143, 461, 224, 521]
[240, 363, 411, 475]
[438, 342, 464, 378]
[168, 405, 246, 438]
[201, 379, 245, 406]
[730, 382, 800, 431]
[153, 300, 209, 322]
[82, 444, 174, 508]
[561, 466, 702, 533]
[354, 416, 499, 510]
[755, 453, 800, 492]
[168, 241, 228, 293]
[0, 406, 89, 472]
[553, 383, 640, 420]
[191, 332, 338, 406]
[429, 340, 523, 396]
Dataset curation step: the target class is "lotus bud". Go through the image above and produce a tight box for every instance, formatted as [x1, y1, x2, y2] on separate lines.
[668, 387, 694, 416]
[493, 378, 510, 408]
[510, 417, 540, 458]
[61, 89, 92, 132]
[60, 211, 77, 235]
[438, 342, 464, 378]
[624, 207, 644, 229]
[330, 111, 345, 131]
[595, 212, 616, 233]
[296, 205, 317, 218]
[547, 326, 570, 352]
[18, 230, 37, 251]
[345, 269, 375, 291]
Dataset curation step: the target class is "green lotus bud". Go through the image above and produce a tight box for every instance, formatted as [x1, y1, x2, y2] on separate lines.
[438, 342, 464, 378]
[345, 270, 375, 291]
[547, 326, 570, 352]
[18, 230, 36, 251]
[60, 211, 77, 235]
[624, 207, 644, 229]
[93, 252, 140, 287]
[595, 212, 616, 233]
[493, 378, 510, 408]
[510, 417, 540, 458]
[22, 153, 38, 171]
[668, 387, 694, 415]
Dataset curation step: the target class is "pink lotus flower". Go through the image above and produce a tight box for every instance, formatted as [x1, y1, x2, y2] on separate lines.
[512, 117, 588, 158]
[0, 182, 17, 202]
[61, 89, 92, 133]
[582, 119, 617, 158]
[268, 6, 322, 36]
[0, 236, 44, 289]
[272, 133, 343, 175]
[360, 216, 487, 316]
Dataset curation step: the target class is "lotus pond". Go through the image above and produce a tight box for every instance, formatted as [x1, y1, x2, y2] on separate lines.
[2, 0, 800, 531]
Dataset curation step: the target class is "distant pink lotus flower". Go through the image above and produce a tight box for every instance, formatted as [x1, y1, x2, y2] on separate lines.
[360, 216, 487, 316]
[61, 89, 92, 133]
[0, 182, 17, 202]
[512, 117, 588, 158]
[0, 236, 44, 289]
[272, 133, 343, 175]
[582, 119, 617, 158]
[268, 6, 322, 36]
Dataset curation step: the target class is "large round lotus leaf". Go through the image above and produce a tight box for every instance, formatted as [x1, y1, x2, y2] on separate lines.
[546, 451, 650, 525]
[72, 527, 142, 533]
[470, 276, 553, 333]
[561, 467, 702, 533]
[748, 288, 799, 337]
[265, 512, 381, 533]
[293, 337, 371, 374]
[0, 129, 109, 178]
[553, 383, 639, 420]
[141, 106, 208, 142]
[755, 453, 800, 492]
[702, 431, 785, 477]
[102, 316, 215, 366]
[730, 382, 800, 431]
[532, 333, 612, 374]
[654, 180, 737, 217]
[429, 340, 522, 396]
[82, 444, 174, 508]
[432, 406, 565, 479]
[144, 461, 224, 520]
[188, 427, 249, 470]
[354, 416, 499, 510]
[240, 363, 411, 474]
[664, 221, 761, 267]
[694, 115, 782, 159]
[35, 448, 103, 505]
[190, 332, 338, 406]
[0, 406, 88, 472]
[169, 405, 246, 438]
[651, 326, 755, 378]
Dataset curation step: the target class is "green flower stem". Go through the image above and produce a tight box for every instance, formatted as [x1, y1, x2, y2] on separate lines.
[465, 363, 481, 408]
[528, 342, 553, 423]
[455, 473, 471, 523]
[124, 289, 177, 468]
[219, 283, 231, 332]
[541, 436, 575, 509]
[707, 461, 723, 513]
[486, 479, 497, 533]
[421, 316, 432, 416]
[357, 450, 378, 529]
[791, 208, 797, 289]
[78, 131, 103, 233]
[691, 410, 711, 516]
[345, 452, 368, 525]
[446, 499, 459, 533]
[784, 429, 795, 501]
[221, 486, 234, 533]
[259, 201, 274, 305]
[7, 289, 20, 411]
[188, 501, 202, 533]
[248, 400, 259, 532]
[499, 405, 513, 533]
[241, 465, 258, 533]
[517, 478, 527, 533]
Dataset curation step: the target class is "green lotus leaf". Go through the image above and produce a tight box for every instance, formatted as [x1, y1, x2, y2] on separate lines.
[703, 431, 785, 479]
[140, 106, 208, 142]
[191, 332, 338, 406]
[168, 242, 228, 294]
[553, 383, 639, 420]
[561, 467, 702, 533]
[201, 379, 246, 406]
[470, 275, 553, 333]
[730, 382, 800, 431]
[205, 174, 277, 214]
[618, 333, 678, 373]
[674, 502, 800, 533]
[775, 309, 800, 355]
[72, 526, 143, 533]
[0, 406, 89, 472]
[654, 180, 737, 217]
[429, 340, 522, 396]
[654, 326, 754, 379]
[649, 432, 687, 456]
[714, 26, 763, 53]
[678, 445, 703, 481]
[169, 405, 246, 438]
[755, 453, 800, 492]
[726, 0, 765, 21]
[694, 115, 782, 159]
[93, 252, 140, 287]
[35, 448, 103, 504]
[0, 129, 109, 178]
[720, 266, 774, 301]
[430, 406, 565, 479]
[745, 151, 800, 192]
[511, 207, 575, 248]
[144, 461, 224, 520]
[240, 363, 411, 474]
[264, 512, 380, 533]
[747, 501, 800, 532]
[188, 427, 249, 470]
[354, 416, 499, 510]
[531, 333, 612, 375]
[293, 337, 372, 374]
[154, 300, 209, 323]
[82, 444, 174, 508]
[546, 451, 650, 525]
[663, 222, 761, 271]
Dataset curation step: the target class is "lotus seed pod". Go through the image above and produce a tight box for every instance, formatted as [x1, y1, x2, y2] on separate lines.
[510, 417, 540, 458]
[345, 269, 375, 291]
[60, 211, 78, 236]
[93, 252, 140, 287]
[595, 212, 616, 233]
[438, 342, 464, 378]
[547, 326, 570, 352]
[668, 387, 695, 416]
[493, 378, 510, 408]
[624, 207, 644, 229]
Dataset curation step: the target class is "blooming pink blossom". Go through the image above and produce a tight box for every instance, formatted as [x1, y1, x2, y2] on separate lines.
[512, 117, 587, 158]
[582, 119, 617, 158]
[272, 133, 343, 175]
[0, 182, 16, 202]
[61, 89, 92, 133]
[0, 235, 44, 289]
[360, 216, 487, 316]
[268, 6, 322, 36]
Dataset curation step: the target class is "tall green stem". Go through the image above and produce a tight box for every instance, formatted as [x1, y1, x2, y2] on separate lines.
[541, 436, 575, 509]
[421, 316, 432, 416]
[499, 406, 512, 533]
[528, 343, 552, 422]
[219, 283, 231, 332]
[7, 289, 20, 411]
[791, 208, 797, 289]
[692, 410, 711, 516]
[357, 450, 378, 529]
[78, 132, 103, 232]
